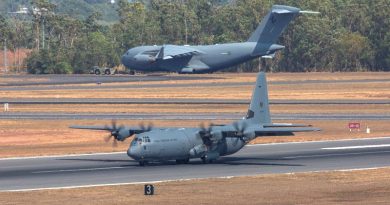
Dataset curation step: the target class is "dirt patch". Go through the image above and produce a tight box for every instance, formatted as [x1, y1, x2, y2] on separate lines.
[0, 119, 388, 158]
[4, 103, 389, 114]
[1, 168, 390, 205]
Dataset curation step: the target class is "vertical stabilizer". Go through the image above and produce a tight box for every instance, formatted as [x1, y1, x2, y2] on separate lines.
[248, 5, 300, 56]
[245, 72, 271, 124]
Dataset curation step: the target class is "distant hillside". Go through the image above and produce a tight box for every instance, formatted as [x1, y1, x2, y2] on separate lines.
[2, 0, 119, 23]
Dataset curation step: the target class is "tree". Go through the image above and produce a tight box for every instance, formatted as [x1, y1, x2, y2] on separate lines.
[334, 32, 373, 71]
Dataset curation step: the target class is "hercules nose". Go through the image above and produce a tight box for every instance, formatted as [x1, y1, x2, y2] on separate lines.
[127, 147, 138, 160]
[127, 148, 133, 158]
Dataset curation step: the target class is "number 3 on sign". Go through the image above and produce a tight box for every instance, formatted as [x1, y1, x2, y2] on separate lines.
[144, 184, 154, 195]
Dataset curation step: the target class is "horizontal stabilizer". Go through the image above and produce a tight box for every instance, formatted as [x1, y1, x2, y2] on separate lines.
[263, 123, 313, 127]
[254, 127, 321, 136]
[261, 54, 275, 59]
[299, 10, 320, 14]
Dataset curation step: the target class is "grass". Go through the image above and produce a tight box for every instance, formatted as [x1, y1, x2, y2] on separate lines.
[1, 82, 389, 100]
[2, 167, 390, 205]
[1, 72, 390, 100]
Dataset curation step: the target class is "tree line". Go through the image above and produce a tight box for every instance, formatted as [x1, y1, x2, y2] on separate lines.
[0, 0, 389, 74]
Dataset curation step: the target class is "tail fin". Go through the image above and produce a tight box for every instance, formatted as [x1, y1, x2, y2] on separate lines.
[248, 5, 300, 56]
[245, 72, 271, 124]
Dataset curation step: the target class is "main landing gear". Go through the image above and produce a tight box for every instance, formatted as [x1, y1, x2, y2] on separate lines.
[201, 157, 215, 164]
[175, 158, 190, 164]
[139, 161, 148, 166]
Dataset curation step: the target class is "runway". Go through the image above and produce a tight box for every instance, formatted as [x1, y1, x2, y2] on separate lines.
[1, 137, 390, 191]
[1, 112, 389, 120]
[1, 98, 389, 105]
[0, 74, 214, 86]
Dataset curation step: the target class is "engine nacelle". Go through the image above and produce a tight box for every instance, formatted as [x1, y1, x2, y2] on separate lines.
[189, 144, 208, 157]
[204, 151, 220, 161]
[116, 129, 133, 141]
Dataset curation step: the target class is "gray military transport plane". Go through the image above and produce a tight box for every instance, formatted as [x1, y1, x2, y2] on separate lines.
[70, 72, 320, 166]
[121, 5, 318, 74]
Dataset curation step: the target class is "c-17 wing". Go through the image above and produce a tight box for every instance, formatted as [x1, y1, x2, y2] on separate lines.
[157, 45, 205, 60]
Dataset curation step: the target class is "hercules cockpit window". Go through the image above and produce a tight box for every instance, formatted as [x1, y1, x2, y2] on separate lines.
[131, 138, 138, 146]
[141, 136, 151, 143]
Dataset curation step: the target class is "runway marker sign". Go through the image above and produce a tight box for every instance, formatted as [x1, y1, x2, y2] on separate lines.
[348, 122, 360, 132]
[144, 184, 154, 195]
[4, 103, 9, 112]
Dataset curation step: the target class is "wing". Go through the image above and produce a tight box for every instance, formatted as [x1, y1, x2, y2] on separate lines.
[69, 125, 153, 134]
[157, 45, 205, 60]
[69, 125, 111, 131]
[69, 124, 159, 141]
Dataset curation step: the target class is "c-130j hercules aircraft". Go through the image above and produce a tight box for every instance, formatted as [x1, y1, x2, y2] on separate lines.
[120, 5, 318, 74]
[71, 72, 320, 166]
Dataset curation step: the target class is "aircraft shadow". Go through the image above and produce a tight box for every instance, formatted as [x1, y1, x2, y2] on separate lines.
[57, 158, 139, 168]
[57, 156, 303, 167]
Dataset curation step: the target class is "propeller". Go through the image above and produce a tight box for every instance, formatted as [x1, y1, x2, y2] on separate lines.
[104, 120, 125, 147]
[139, 122, 154, 132]
[198, 123, 214, 147]
[233, 121, 248, 140]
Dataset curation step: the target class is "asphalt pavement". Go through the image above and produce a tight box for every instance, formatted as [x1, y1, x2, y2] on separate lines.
[1, 98, 389, 105]
[1, 137, 390, 191]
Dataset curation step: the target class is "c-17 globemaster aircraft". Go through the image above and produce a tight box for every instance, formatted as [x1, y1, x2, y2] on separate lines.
[121, 5, 318, 74]
[70, 72, 320, 166]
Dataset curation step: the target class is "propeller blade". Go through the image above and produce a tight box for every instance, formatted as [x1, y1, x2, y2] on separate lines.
[139, 122, 145, 131]
[147, 122, 154, 131]
[241, 122, 247, 133]
[112, 139, 118, 147]
[199, 123, 206, 131]
[197, 123, 214, 147]
[111, 119, 117, 130]
[233, 121, 239, 131]
[102, 119, 125, 146]
[104, 134, 112, 143]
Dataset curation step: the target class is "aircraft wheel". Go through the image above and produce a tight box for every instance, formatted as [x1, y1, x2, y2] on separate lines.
[94, 69, 101, 75]
[104, 69, 111, 75]
[201, 157, 214, 164]
[139, 161, 148, 166]
[176, 158, 190, 164]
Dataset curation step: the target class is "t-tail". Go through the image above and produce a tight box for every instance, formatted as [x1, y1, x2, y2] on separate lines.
[245, 72, 271, 124]
[248, 5, 318, 57]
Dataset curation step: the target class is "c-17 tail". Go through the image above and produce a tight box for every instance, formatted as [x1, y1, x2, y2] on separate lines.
[248, 5, 319, 57]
